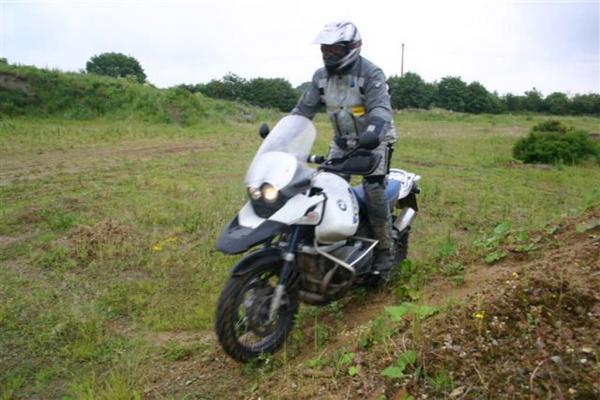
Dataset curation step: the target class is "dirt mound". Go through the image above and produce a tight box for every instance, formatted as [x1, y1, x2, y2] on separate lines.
[66, 219, 136, 261]
[386, 211, 600, 399]
[407, 273, 599, 398]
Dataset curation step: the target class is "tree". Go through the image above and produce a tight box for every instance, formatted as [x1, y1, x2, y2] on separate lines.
[465, 82, 492, 114]
[570, 94, 600, 115]
[503, 93, 526, 112]
[462, 83, 504, 114]
[544, 92, 570, 115]
[197, 73, 247, 101]
[86, 52, 146, 83]
[435, 76, 468, 112]
[388, 72, 434, 110]
[523, 88, 544, 112]
[245, 78, 299, 112]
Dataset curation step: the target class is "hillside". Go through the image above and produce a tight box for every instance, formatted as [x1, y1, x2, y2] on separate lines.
[0, 63, 277, 124]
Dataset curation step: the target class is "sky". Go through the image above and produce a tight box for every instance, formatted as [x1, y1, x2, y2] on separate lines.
[1, 0, 599, 96]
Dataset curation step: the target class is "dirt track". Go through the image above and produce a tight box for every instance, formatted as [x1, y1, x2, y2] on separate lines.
[0, 139, 215, 185]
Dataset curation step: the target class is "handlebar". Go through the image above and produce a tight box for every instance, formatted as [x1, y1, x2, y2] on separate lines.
[307, 155, 326, 164]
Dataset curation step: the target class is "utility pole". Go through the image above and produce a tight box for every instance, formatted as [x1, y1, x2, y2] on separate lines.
[401, 43, 405, 77]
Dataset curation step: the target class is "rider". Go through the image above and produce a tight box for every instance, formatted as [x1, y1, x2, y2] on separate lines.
[291, 21, 397, 281]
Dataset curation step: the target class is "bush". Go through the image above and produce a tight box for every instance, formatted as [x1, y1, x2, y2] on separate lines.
[513, 120, 599, 165]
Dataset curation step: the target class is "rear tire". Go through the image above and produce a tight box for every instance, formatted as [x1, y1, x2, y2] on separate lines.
[393, 228, 410, 267]
[215, 256, 299, 362]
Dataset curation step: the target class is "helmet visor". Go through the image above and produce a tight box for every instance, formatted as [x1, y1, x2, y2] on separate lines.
[320, 44, 348, 57]
[321, 44, 349, 66]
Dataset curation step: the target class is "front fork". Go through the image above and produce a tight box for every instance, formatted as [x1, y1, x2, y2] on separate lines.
[268, 226, 301, 322]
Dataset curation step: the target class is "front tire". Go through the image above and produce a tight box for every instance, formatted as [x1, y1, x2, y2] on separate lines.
[215, 256, 299, 362]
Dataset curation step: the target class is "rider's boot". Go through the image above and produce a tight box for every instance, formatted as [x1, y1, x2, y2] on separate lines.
[364, 178, 394, 283]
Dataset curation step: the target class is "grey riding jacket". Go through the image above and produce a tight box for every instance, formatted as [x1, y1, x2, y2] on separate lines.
[291, 56, 396, 149]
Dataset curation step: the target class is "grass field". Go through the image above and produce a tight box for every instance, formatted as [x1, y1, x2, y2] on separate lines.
[1, 110, 599, 398]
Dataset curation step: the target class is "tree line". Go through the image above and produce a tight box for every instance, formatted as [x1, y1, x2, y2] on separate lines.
[387, 73, 600, 116]
[80, 53, 600, 115]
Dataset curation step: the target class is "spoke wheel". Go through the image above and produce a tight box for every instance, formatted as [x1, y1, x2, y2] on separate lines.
[215, 256, 298, 362]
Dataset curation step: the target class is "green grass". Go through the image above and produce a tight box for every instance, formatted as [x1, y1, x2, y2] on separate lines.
[1, 110, 599, 398]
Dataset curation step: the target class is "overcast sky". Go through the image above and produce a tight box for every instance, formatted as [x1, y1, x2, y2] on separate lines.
[1, 0, 599, 95]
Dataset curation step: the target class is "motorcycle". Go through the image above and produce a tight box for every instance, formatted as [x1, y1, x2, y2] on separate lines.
[215, 115, 420, 362]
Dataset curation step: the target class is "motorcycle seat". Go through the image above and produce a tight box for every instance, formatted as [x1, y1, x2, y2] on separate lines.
[351, 179, 402, 214]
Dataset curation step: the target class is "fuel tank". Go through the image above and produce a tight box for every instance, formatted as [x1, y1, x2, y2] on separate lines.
[312, 172, 359, 244]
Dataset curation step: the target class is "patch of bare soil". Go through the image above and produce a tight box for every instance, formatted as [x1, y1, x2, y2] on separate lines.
[141, 209, 599, 399]
[65, 219, 136, 261]
[0, 139, 215, 185]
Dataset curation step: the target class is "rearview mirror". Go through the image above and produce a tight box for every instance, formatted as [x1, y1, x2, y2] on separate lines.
[259, 123, 270, 139]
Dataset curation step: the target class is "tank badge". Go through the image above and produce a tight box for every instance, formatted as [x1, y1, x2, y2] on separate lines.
[347, 188, 359, 224]
[337, 199, 347, 211]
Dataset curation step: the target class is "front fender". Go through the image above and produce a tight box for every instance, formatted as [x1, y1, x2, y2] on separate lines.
[216, 216, 286, 254]
[229, 246, 283, 277]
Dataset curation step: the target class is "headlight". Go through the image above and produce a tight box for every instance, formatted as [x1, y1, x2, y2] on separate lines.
[248, 187, 262, 200]
[261, 184, 279, 203]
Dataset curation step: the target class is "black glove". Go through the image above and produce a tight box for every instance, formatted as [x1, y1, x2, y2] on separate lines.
[359, 131, 380, 149]
[359, 116, 386, 149]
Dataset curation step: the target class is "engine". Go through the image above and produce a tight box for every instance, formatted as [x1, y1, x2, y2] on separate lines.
[296, 241, 371, 304]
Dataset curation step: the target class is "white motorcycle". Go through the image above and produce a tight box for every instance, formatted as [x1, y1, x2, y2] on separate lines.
[215, 115, 420, 362]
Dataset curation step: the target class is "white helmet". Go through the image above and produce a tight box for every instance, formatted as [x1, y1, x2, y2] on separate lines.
[313, 21, 362, 73]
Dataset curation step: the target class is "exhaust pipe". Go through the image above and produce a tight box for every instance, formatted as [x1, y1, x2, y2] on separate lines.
[394, 207, 416, 232]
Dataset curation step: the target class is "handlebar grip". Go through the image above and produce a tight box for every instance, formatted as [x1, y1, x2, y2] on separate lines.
[307, 155, 325, 164]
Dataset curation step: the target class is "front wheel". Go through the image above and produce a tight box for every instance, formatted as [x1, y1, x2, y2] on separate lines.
[215, 256, 299, 362]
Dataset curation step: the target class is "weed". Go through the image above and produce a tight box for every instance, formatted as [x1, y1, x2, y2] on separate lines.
[313, 316, 330, 352]
[306, 355, 326, 369]
[358, 314, 395, 351]
[43, 209, 77, 232]
[1, 373, 25, 400]
[426, 369, 455, 394]
[484, 249, 507, 264]
[160, 340, 203, 361]
[436, 236, 458, 259]
[332, 349, 356, 377]
[440, 262, 465, 286]
[68, 369, 142, 400]
[381, 350, 417, 378]
[243, 353, 278, 376]
[34, 245, 76, 270]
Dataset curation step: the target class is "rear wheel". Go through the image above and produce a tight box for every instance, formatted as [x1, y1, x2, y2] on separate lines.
[215, 256, 299, 362]
[393, 228, 410, 266]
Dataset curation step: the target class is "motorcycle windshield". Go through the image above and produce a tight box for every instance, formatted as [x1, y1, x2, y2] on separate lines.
[245, 115, 316, 188]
